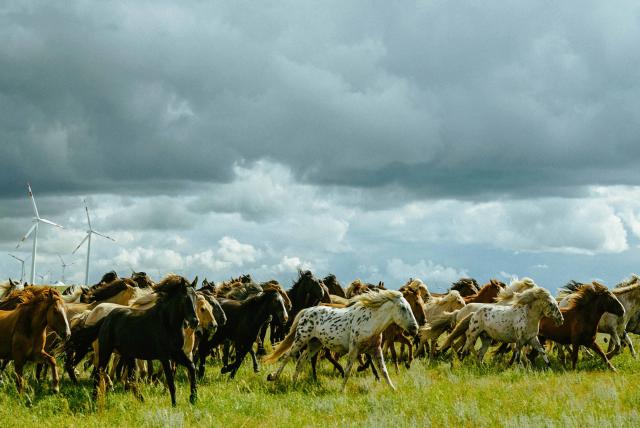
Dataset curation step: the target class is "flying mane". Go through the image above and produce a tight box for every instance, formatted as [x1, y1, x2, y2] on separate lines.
[563, 281, 611, 311]
[350, 289, 402, 309]
[497, 277, 537, 302]
[510, 286, 551, 306]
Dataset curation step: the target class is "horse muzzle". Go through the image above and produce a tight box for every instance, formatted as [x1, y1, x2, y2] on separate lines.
[407, 324, 419, 337]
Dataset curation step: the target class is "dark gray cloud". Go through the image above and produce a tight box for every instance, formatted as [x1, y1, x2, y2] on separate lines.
[2, 1, 640, 201]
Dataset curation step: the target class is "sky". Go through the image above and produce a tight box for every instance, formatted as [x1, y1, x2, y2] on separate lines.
[2, 1, 640, 291]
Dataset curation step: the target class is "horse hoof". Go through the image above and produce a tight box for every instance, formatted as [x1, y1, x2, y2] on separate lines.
[253, 367, 260, 373]
[190, 393, 197, 404]
[220, 366, 230, 374]
[52, 386, 60, 394]
[267, 373, 275, 381]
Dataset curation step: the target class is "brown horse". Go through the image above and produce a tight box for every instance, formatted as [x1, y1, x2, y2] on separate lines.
[382, 288, 426, 371]
[535, 281, 624, 371]
[463, 279, 505, 304]
[322, 274, 346, 298]
[80, 278, 138, 305]
[0, 287, 71, 392]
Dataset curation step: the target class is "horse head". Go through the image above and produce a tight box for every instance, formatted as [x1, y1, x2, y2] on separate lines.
[393, 293, 419, 337]
[46, 290, 71, 340]
[266, 290, 289, 325]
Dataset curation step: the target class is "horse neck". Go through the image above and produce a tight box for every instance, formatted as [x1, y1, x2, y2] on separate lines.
[17, 301, 49, 335]
[614, 288, 640, 320]
[522, 300, 551, 328]
[153, 295, 188, 331]
[355, 302, 398, 338]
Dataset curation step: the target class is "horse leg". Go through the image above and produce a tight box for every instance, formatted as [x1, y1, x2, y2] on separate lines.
[324, 350, 345, 377]
[606, 332, 622, 358]
[196, 338, 209, 379]
[292, 349, 309, 384]
[267, 336, 307, 382]
[173, 351, 198, 404]
[257, 323, 269, 356]
[228, 343, 251, 379]
[160, 359, 178, 407]
[39, 350, 60, 393]
[476, 336, 491, 365]
[371, 345, 395, 390]
[529, 337, 551, 368]
[589, 342, 617, 372]
[400, 336, 413, 369]
[622, 331, 637, 359]
[387, 341, 399, 373]
[14, 358, 26, 394]
[341, 348, 359, 392]
[570, 343, 580, 370]
[249, 348, 260, 373]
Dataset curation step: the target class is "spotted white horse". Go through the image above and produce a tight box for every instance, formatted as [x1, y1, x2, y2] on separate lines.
[460, 287, 564, 366]
[264, 289, 418, 390]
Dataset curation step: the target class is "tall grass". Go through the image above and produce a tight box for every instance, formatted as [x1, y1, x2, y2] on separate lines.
[1, 337, 639, 427]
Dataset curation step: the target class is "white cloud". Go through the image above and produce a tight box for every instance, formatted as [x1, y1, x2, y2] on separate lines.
[386, 258, 468, 290]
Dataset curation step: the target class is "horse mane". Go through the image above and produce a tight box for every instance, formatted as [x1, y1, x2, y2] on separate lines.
[612, 280, 640, 296]
[351, 289, 402, 309]
[615, 274, 640, 288]
[511, 287, 551, 306]
[346, 279, 369, 298]
[563, 281, 611, 311]
[87, 278, 134, 302]
[400, 278, 430, 294]
[0, 288, 37, 310]
[450, 277, 479, 292]
[154, 274, 189, 295]
[497, 277, 537, 302]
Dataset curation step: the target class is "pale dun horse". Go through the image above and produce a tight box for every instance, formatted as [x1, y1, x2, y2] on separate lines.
[460, 287, 564, 366]
[264, 290, 418, 391]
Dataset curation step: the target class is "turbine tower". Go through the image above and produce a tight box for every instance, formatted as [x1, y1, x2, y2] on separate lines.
[58, 254, 75, 284]
[8, 253, 29, 283]
[73, 199, 115, 285]
[16, 183, 64, 284]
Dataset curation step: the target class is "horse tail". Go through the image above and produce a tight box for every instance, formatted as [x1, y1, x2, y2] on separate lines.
[440, 313, 474, 352]
[66, 318, 105, 353]
[263, 310, 305, 364]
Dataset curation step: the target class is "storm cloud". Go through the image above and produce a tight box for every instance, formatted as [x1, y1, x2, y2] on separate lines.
[2, 1, 640, 289]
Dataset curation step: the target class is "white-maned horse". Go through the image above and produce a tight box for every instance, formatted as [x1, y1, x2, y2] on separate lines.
[422, 277, 538, 354]
[460, 287, 564, 366]
[264, 290, 418, 390]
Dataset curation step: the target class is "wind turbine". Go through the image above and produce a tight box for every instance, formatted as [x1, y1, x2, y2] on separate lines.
[16, 183, 64, 284]
[8, 253, 29, 283]
[58, 254, 75, 284]
[73, 199, 115, 285]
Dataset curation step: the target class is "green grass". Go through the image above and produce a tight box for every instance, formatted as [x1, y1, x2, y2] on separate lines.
[1, 339, 639, 427]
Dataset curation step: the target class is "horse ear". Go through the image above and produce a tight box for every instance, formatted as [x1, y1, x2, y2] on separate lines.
[9, 278, 15, 286]
[191, 276, 198, 288]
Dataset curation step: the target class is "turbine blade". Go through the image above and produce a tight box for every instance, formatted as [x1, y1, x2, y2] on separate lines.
[9, 254, 24, 262]
[84, 199, 92, 230]
[27, 183, 40, 219]
[16, 223, 37, 248]
[39, 218, 64, 228]
[72, 234, 90, 254]
[92, 230, 115, 241]
[58, 254, 64, 265]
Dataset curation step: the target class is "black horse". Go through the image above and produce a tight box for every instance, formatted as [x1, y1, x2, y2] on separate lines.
[196, 289, 288, 379]
[270, 270, 325, 343]
[67, 274, 199, 406]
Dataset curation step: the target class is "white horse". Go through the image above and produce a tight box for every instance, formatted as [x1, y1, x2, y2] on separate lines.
[422, 277, 538, 353]
[264, 290, 418, 390]
[460, 287, 563, 366]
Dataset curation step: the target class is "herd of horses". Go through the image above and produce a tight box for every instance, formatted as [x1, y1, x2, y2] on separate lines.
[1, 270, 639, 406]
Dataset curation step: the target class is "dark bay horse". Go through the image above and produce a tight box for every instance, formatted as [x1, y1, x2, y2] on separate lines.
[322, 274, 346, 298]
[196, 289, 288, 379]
[68, 274, 199, 406]
[0, 287, 70, 393]
[463, 279, 505, 304]
[534, 281, 624, 371]
[270, 270, 325, 343]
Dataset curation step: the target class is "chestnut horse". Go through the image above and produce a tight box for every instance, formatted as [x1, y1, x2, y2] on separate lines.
[535, 281, 624, 371]
[463, 279, 505, 304]
[0, 287, 71, 393]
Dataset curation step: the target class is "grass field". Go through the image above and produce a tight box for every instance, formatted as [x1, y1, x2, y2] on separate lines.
[1, 338, 639, 427]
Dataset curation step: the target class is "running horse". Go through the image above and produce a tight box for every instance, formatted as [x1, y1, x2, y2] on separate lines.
[0, 287, 71, 393]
